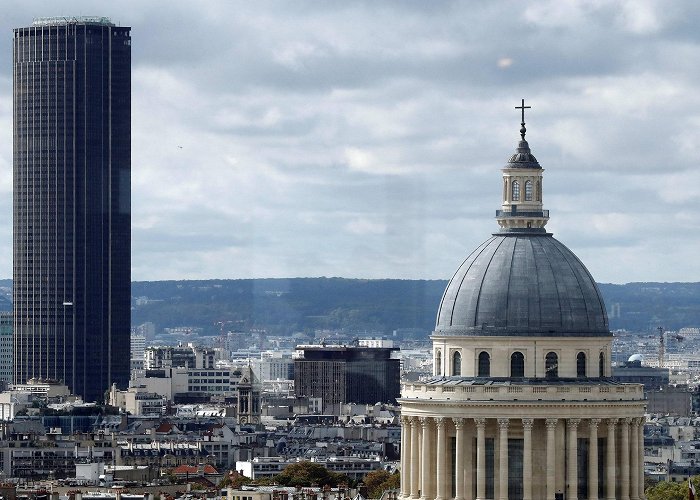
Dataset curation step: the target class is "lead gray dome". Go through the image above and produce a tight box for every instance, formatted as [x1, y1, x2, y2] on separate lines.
[435, 233, 609, 337]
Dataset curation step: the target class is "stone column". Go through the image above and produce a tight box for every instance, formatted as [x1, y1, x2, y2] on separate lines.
[475, 418, 487, 500]
[567, 419, 580, 500]
[630, 419, 639, 500]
[522, 418, 534, 500]
[453, 418, 465, 500]
[620, 418, 630, 500]
[420, 417, 432, 500]
[436, 417, 447, 500]
[498, 419, 509, 500]
[589, 419, 600, 500]
[605, 419, 616, 500]
[640, 418, 646, 500]
[400, 416, 409, 499]
[411, 417, 420, 499]
[546, 419, 558, 500]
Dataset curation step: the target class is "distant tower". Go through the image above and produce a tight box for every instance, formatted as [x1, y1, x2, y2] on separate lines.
[12, 17, 131, 402]
[237, 364, 261, 425]
[658, 326, 665, 368]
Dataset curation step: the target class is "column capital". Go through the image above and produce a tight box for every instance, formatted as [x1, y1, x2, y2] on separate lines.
[400, 415, 411, 425]
[497, 418, 509, 430]
[451, 417, 465, 429]
[622, 417, 632, 426]
[567, 418, 580, 430]
[522, 417, 534, 431]
[589, 418, 601, 430]
[410, 416, 421, 429]
[474, 417, 487, 429]
[435, 416, 446, 429]
[419, 416, 431, 429]
[545, 418, 558, 430]
[606, 417, 618, 428]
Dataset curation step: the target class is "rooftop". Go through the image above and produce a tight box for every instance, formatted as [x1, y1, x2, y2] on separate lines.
[32, 16, 115, 27]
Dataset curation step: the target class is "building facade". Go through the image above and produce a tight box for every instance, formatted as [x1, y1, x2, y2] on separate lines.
[399, 107, 646, 500]
[12, 17, 131, 402]
[294, 345, 400, 412]
[0, 313, 12, 386]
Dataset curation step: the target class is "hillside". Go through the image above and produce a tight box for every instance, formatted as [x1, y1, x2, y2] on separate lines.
[1, 278, 699, 335]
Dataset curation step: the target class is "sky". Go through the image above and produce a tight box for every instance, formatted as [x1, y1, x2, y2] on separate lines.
[1, 0, 700, 284]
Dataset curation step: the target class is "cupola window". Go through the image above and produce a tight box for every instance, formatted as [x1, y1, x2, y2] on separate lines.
[599, 352, 605, 377]
[435, 350, 442, 376]
[478, 351, 490, 377]
[512, 180, 520, 201]
[525, 180, 533, 201]
[545, 352, 558, 379]
[452, 351, 462, 376]
[576, 352, 586, 378]
[536, 180, 541, 201]
[510, 351, 524, 378]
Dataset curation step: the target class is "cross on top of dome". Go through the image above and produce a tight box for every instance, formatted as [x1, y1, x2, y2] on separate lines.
[515, 98, 531, 140]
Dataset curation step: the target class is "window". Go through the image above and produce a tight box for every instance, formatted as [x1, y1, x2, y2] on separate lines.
[435, 350, 442, 376]
[524, 181, 533, 201]
[577, 352, 586, 378]
[545, 352, 558, 379]
[510, 352, 524, 378]
[478, 351, 490, 377]
[536, 180, 541, 201]
[512, 180, 520, 201]
[452, 351, 462, 376]
[599, 352, 605, 377]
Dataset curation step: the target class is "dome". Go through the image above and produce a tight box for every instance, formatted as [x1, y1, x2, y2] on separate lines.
[628, 354, 644, 362]
[435, 232, 609, 337]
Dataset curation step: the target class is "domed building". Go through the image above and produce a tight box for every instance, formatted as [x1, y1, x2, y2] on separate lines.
[399, 104, 646, 500]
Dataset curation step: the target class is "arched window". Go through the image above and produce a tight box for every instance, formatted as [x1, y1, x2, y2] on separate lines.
[536, 180, 541, 201]
[435, 350, 442, 376]
[452, 351, 462, 376]
[525, 180, 533, 201]
[503, 179, 507, 202]
[545, 352, 558, 379]
[511, 351, 525, 378]
[478, 351, 490, 377]
[577, 352, 587, 378]
[512, 180, 520, 201]
[599, 352, 605, 377]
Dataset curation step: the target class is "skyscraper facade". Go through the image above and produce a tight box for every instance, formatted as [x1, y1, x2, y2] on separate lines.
[13, 17, 131, 402]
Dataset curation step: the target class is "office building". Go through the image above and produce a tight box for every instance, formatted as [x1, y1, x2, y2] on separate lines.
[13, 17, 131, 402]
[0, 313, 12, 386]
[294, 345, 400, 412]
[399, 106, 645, 500]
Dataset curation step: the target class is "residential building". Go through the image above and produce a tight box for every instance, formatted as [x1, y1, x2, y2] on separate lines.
[12, 16, 131, 402]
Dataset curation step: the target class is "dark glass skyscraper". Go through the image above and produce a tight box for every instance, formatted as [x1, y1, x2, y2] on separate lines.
[13, 17, 131, 402]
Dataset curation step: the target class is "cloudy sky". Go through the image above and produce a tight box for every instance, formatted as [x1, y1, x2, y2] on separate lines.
[1, 0, 700, 283]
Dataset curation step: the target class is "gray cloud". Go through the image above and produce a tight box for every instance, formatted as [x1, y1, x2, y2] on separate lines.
[1, 0, 700, 283]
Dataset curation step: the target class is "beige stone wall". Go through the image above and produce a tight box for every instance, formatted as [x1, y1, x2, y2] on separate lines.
[432, 336, 613, 378]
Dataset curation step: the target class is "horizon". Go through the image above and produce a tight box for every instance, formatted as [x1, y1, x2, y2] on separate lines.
[2, 2, 700, 283]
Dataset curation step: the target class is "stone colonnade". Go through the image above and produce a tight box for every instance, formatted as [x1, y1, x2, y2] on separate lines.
[399, 415, 645, 500]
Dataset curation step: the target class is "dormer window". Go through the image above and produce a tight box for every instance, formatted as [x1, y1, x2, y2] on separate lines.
[512, 181, 520, 201]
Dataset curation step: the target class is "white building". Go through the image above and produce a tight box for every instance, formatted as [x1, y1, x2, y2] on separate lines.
[399, 110, 645, 500]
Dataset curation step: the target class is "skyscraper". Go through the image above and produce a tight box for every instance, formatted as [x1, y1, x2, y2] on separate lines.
[13, 17, 131, 402]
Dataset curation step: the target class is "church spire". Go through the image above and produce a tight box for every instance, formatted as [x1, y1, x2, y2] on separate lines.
[495, 100, 550, 232]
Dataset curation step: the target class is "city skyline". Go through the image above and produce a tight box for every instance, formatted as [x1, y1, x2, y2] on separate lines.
[1, 1, 700, 283]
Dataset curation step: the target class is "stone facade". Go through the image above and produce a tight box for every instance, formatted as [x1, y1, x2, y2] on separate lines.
[399, 106, 646, 500]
